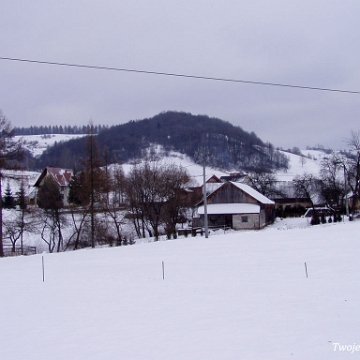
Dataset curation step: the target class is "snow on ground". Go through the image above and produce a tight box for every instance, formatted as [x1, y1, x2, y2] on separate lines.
[120, 148, 229, 185]
[17, 134, 86, 158]
[1, 169, 40, 197]
[276, 150, 323, 181]
[15, 135, 330, 185]
[1, 217, 359, 359]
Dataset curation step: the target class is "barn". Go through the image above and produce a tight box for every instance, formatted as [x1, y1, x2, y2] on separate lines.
[195, 181, 275, 230]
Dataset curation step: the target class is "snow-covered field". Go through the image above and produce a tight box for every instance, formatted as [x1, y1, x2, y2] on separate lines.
[20, 134, 86, 158]
[1, 217, 359, 359]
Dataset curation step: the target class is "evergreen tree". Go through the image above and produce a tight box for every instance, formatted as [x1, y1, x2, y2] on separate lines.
[3, 182, 15, 209]
[84, 121, 105, 248]
[16, 181, 29, 254]
[68, 172, 90, 206]
[16, 181, 27, 210]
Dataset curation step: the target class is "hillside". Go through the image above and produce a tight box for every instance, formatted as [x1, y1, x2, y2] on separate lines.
[33, 112, 289, 172]
[7, 134, 328, 197]
[10, 128, 335, 198]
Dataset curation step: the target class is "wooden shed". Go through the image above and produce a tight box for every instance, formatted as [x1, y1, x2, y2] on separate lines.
[196, 181, 275, 230]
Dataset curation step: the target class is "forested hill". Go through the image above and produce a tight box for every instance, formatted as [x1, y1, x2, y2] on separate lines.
[35, 111, 289, 172]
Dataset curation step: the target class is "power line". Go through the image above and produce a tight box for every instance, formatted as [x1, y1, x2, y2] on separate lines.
[1, 56, 359, 95]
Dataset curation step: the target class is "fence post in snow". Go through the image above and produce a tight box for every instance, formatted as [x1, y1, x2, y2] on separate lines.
[304, 262, 308, 278]
[42, 255, 45, 282]
[162, 261, 165, 280]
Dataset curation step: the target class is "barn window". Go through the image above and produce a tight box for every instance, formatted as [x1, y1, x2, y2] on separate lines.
[241, 216, 248, 223]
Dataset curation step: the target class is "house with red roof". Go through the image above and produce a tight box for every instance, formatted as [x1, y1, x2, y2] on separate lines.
[31, 166, 73, 206]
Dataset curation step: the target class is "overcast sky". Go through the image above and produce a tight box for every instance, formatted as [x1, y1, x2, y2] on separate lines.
[1, 0, 360, 150]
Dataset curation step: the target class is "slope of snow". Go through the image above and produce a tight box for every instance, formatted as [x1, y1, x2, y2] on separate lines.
[17, 134, 86, 158]
[1, 218, 359, 359]
[119, 148, 229, 186]
[276, 150, 326, 181]
[17, 134, 328, 182]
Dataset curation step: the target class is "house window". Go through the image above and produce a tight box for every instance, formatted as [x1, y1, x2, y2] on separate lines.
[241, 216, 248, 223]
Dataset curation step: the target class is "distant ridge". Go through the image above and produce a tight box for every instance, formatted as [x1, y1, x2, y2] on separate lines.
[35, 111, 289, 172]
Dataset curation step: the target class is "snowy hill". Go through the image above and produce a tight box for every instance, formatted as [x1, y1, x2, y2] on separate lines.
[275, 149, 334, 181]
[18, 134, 86, 158]
[1, 218, 359, 359]
[18, 133, 327, 178]
[4, 137, 329, 195]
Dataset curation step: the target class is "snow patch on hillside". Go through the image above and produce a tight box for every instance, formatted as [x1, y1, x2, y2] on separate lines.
[276, 149, 329, 181]
[17, 134, 86, 158]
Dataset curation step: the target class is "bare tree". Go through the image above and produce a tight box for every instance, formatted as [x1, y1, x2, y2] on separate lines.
[66, 204, 90, 250]
[293, 173, 321, 223]
[112, 164, 127, 205]
[299, 155, 307, 167]
[125, 161, 191, 241]
[3, 207, 37, 253]
[3, 218, 21, 253]
[0, 110, 24, 257]
[345, 131, 360, 212]
[248, 169, 286, 198]
[97, 164, 127, 246]
[319, 152, 345, 209]
[38, 176, 66, 252]
[125, 166, 148, 239]
[131, 161, 163, 239]
[161, 164, 191, 239]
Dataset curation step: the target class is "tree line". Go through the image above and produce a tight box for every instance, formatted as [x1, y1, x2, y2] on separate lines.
[289, 132, 360, 223]
[14, 124, 109, 136]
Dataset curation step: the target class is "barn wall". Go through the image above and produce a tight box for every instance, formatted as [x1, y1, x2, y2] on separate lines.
[233, 214, 259, 230]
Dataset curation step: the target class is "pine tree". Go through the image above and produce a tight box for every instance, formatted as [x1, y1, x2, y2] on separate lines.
[3, 182, 15, 209]
[16, 181, 27, 210]
[68, 172, 90, 206]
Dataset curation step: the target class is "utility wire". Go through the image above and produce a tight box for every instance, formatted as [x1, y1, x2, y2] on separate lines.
[1, 56, 359, 95]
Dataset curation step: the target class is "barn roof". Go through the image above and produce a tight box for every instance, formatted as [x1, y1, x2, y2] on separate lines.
[230, 182, 275, 205]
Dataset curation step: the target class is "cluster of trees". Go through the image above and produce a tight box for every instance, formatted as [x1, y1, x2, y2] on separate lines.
[33, 161, 194, 252]
[2, 120, 196, 255]
[126, 162, 195, 240]
[193, 133, 289, 172]
[14, 124, 108, 136]
[2, 181, 33, 254]
[292, 131, 360, 222]
[0, 110, 26, 256]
